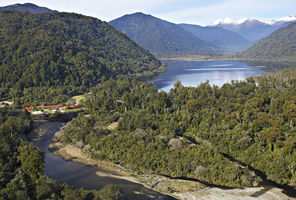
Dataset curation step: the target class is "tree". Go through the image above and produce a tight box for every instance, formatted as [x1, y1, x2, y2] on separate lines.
[186, 99, 199, 113]
[97, 185, 125, 200]
[17, 142, 44, 183]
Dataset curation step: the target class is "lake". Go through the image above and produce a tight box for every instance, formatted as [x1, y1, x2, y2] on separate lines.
[151, 60, 267, 92]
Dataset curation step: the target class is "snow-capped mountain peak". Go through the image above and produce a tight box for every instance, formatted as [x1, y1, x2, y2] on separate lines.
[268, 14, 296, 24]
[278, 14, 296, 22]
[211, 17, 235, 25]
[210, 17, 249, 26]
[210, 14, 296, 27]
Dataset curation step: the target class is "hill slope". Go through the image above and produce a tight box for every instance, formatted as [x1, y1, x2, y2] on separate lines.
[210, 17, 296, 42]
[179, 23, 251, 52]
[0, 11, 162, 104]
[212, 19, 273, 42]
[0, 3, 56, 13]
[109, 12, 220, 57]
[240, 22, 296, 61]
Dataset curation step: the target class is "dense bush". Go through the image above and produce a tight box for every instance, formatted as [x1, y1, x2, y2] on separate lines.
[61, 68, 296, 187]
[0, 10, 162, 105]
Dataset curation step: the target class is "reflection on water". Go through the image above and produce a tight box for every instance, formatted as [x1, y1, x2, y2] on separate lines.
[151, 60, 295, 92]
[186, 68, 248, 71]
[243, 60, 296, 72]
[34, 123, 175, 200]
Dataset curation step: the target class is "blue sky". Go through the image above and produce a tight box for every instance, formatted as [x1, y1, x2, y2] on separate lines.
[0, 0, 295, 25]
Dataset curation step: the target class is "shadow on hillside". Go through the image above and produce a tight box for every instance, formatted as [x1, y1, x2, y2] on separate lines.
[221, 153, 296, 198]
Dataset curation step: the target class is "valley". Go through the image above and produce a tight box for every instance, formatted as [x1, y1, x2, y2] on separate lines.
[32, 122, 175, 200]
[0, 2, 296, 200]
[32, 121, 293, 200]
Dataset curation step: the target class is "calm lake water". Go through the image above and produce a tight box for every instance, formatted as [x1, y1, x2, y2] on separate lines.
[151, 60, 267, 92]
[34, 123, 175, 200]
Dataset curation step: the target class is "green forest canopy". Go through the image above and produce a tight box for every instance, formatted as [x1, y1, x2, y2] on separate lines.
[0, 10, 162, 105]
[60, 68, 296, 188]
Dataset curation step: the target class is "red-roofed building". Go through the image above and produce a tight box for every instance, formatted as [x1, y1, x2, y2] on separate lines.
[37, 104, 64, 110]
[60, 106, 68, 110]
[24, 107, 32, 111]
[69, 104, 82, 109]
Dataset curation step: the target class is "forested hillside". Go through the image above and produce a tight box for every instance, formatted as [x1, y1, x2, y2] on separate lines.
[241, 22, 296, 61]
[179, 24, 251, 52]
[58, 68, 296, 188]
[0, 11, 162, 105]
[0, 108, 125, 199]
[109, 12, 220, 57]
[0, 3, 55, 13]
[212, 19, 275, 42]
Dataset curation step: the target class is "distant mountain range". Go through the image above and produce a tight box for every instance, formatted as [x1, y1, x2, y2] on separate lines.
[269, 14, 296, 26]
[240, 21, 296, 61]
[110, 12, 296, 55]
[1, 2, 296, 58]
[179, 24, 251, 52]
[210, 16, 296, 42]
[0, 3, 56, 13]
[109, 12, 220, 57]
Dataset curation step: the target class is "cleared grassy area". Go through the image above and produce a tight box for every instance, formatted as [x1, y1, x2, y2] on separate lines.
[71, 95, 86, 104]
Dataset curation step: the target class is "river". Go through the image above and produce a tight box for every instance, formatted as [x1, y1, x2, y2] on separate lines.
[33, 60, 296, 199]
[32, 121, 296, 200]
[33, 122, 175, 200]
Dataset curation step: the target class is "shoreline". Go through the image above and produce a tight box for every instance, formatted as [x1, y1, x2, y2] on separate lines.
[49, 141, 205, 199]
[33, 122, 294, 200]
[157, 57, 296, 63]
[49, 139, 293, 200]
[157, 57, 236, 61]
